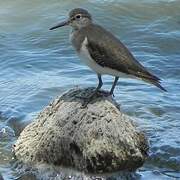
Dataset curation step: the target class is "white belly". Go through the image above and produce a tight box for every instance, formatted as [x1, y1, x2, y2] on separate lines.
[78, 37, 132, 78]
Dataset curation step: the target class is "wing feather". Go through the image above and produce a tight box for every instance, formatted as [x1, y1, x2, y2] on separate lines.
[82, 24, 166, 91]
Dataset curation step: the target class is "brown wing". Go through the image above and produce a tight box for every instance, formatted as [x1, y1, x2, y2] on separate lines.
[86, 24, 158, 80]
[84, 24, 166, 91]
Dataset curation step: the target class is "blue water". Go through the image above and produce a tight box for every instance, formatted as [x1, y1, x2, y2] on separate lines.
[0, 0, 180, 179]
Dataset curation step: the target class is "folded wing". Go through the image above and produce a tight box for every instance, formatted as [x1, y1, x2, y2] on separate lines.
[85, 24, 166, 91]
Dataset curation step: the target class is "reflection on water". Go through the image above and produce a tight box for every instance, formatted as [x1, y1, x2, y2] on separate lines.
[0, 0, 180, 179]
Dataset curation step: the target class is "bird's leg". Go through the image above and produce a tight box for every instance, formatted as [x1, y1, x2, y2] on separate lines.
[90, 74, 103, 96]
[76, 74, 103, 99]
[109, 76, 119, 96]
[81, 74, 103, 107]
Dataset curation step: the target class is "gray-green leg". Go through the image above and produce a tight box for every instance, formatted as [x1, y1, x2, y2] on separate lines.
[93, 74, 103, 94]
[110, 76, 119, 96]
[81, 74, 103, 107]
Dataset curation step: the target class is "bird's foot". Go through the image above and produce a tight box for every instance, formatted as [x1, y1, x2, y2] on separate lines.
[81, 99, 92, 108]
[81, 91, 116, 108]
[99, 90, 115, 97]
[75, 94, 89, 100]
[75, 92, 99, 100]
[75, 90, 114, 108]
[80, 91, 100, 108]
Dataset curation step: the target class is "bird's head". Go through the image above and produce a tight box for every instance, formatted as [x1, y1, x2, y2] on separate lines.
[50, 8, 92, 30]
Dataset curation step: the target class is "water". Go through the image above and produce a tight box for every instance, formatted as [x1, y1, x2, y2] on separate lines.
[0, 0, 180, 179]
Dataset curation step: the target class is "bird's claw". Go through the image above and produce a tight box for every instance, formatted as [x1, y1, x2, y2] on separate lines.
[75, 90, 99, 108]
[80, 93, 98, 108]
[100, 91, 114, 97]
[75, 90, 114, 108]
[75, 94, 90, 99]
[81, 101, 90, 108]
[75, 91, 100, 100]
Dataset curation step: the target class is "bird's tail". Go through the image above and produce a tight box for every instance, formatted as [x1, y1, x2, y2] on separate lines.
[128, 69, 167, 92]
[141, 76, 167, 92]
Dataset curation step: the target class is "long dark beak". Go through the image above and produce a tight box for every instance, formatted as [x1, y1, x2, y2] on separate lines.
[49, 20, 69, 30]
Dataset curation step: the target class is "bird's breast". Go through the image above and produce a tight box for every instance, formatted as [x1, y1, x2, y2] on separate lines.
[78, 37, 98, 70]
[78, 37, 134, 78]
[70, 30, 86, 52]
[78, 37, 118, 75]
[70, 31, 99, 71]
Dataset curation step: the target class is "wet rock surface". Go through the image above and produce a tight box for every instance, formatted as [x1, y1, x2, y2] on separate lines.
[14, 88, 149, 173]
[0, 173, 4, 180]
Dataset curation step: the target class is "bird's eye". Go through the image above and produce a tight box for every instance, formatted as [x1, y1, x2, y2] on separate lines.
[76, 15, 81, 19]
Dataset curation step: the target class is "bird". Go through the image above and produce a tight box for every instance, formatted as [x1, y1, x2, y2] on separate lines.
[50, 8, 166, 106]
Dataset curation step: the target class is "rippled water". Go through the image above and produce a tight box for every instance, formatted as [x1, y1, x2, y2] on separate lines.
[0, 0, 180, 179]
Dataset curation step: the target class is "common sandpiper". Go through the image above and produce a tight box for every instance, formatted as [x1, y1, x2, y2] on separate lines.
[50, 8, 166, 106]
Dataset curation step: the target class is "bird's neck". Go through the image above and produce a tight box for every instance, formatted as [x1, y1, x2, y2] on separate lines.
[72, 21, 93, 31]
[70, 25, 90, 52]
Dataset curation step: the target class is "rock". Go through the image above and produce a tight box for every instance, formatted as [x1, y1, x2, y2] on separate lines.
[17, 172, 37, 180]
[0, 173, 4, 180]
[14, 87, 149, 173]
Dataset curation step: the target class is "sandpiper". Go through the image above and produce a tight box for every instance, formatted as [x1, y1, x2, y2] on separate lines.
[50, 8, 166, 105]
